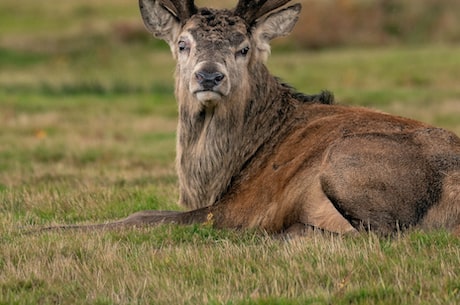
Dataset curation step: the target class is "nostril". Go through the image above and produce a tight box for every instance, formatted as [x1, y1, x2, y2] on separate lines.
[195, 71, 205, 83]
[195, 71, 225, 90]
[214, 73, 225, 85]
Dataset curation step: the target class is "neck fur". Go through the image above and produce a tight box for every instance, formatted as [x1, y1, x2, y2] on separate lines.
[176, 64, 294, 209]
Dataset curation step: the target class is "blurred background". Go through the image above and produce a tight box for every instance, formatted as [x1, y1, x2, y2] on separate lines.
[1, 0, 460, 91]
[1, 0, 460, 89]
[3, 0, 460, 49]
[291, 0, 460, 48]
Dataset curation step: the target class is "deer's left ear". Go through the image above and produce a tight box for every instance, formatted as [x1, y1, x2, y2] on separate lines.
[253, 4, 301, 60]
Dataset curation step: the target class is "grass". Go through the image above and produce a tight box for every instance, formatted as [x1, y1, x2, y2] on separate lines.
[1, 0, 460, 304]
[2, 228, 460, 305]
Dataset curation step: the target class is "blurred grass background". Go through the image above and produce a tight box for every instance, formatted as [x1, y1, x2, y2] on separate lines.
[1, 0, 460, 95]
[1, 0, 459, 134]
[293, 0, 460, 48]
[2, 0, 460, 49]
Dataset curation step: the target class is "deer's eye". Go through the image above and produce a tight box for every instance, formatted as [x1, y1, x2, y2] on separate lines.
[236, 46, 250, 58]
[178, 40, 190, 52]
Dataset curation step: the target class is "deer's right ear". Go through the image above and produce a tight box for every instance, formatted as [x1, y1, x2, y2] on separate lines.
[252, 4, 301, 61]
[139, 0, 181, 46]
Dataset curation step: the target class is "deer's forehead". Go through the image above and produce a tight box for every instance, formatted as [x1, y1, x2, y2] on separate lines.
[184, 9, 249, 47]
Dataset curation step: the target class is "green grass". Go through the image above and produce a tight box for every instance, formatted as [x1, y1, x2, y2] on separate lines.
[1, 0, 460, 304]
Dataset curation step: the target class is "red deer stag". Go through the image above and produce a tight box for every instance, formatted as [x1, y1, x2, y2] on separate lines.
[46, 0, 460, 235]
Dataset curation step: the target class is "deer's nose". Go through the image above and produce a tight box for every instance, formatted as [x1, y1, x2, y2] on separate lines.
[195, 71, 225, 90]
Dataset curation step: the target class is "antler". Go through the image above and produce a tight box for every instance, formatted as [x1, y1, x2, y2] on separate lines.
[159, 0, 197, 23]
[234, 0, 293, 25]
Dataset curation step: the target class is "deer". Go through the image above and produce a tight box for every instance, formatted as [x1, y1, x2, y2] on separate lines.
[41, 0, 460, 236]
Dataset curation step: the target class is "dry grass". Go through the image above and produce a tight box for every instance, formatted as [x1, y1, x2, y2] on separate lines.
[2, 227, 460, 304]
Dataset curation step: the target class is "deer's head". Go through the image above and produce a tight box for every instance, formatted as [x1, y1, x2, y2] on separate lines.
[139, 0, 301, 111]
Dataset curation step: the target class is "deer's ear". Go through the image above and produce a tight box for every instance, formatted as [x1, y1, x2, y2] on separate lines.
[253, 4, 301, 60]
[139, 0, 181, 46]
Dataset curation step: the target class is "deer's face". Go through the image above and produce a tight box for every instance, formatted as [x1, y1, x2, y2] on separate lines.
[139, 0, 301, 109]
[174, 10, 251, 108]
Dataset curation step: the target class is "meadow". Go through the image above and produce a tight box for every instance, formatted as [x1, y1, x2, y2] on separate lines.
[1, 0, 460, 304]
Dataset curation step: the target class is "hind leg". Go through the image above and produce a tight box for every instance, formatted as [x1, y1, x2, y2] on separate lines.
[298, 178, 357, 234]
[319, 135, 437, 234]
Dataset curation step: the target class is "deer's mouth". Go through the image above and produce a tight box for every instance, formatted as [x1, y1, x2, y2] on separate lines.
[194, 90, 223, 104]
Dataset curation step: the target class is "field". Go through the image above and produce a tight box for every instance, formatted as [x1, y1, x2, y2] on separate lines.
[1, 0, 460, 304]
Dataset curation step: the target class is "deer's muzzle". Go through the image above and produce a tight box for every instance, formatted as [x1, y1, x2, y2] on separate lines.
[190, 62, 230, 104]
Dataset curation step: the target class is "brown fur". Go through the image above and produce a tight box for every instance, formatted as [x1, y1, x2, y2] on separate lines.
[42, 0, 460, 236]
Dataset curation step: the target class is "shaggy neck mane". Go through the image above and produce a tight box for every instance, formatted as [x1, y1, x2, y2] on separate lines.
[176, 62, 328, 209]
